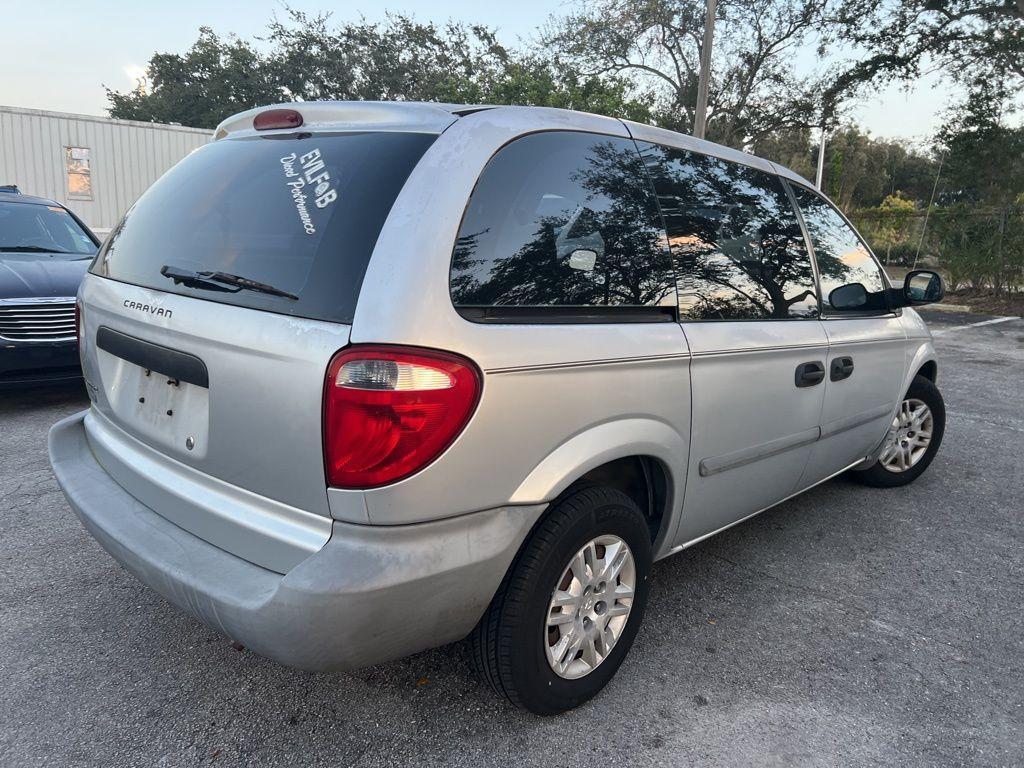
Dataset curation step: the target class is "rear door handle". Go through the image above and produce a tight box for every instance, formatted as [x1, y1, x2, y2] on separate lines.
[795, 361, 825, 388]
[830, 356, 855, 381]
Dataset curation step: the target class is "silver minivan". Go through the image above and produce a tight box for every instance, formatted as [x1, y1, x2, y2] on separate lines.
[49, 102, 946, 714]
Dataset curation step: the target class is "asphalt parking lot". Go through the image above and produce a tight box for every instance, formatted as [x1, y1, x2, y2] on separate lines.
[1, 309, 1022, 767]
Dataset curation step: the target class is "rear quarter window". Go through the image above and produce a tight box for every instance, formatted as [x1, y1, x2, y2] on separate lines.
[449, 131, 675, 319]
[92, 131, 436, 324]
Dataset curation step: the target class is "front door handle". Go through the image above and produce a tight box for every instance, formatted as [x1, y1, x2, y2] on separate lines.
[830, 356, 855, 381]
[795, 361, 826, 388]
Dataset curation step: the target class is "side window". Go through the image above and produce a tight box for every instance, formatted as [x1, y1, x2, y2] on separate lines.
[640, 143, 818, 321]
[790, 184, 889, 314]
[450, 132, 675, 314]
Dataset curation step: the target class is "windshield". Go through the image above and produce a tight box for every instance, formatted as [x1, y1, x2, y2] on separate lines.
[91, 131, 437, 324]
[0, 201, 97, 258]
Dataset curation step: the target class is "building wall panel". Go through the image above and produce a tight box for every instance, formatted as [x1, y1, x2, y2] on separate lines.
[0, 106, 210, 234]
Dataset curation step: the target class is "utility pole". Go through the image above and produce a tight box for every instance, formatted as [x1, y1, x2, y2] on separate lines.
[693, 0, 717, 140]
[815, 119, 827, 190]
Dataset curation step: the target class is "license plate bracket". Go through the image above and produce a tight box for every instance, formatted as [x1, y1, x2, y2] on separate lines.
[95, 327, 210, 458]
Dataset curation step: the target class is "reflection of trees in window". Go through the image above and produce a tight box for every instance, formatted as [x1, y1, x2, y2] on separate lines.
[790, 185, 888, 313]
[450, 134, 674, 308]
[642, 144, 819, 320]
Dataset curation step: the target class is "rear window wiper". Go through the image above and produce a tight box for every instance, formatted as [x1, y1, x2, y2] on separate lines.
[159, 265, 299, 300]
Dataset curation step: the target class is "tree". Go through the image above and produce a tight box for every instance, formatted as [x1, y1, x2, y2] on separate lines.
[106, 28, 283, 128]
[870, 193, 918, 264]
[828, 0, 1024, 105]
[106, 10, 653, 129]
[932, 83, 1024, 294]
[485, 58, 654, 124]
[748, 126, 818, 181]
[936, 82, 1024, 208]
[261, 10, 509, 104]
[542, 0, 836, 148]
[749, 124, 939, 211]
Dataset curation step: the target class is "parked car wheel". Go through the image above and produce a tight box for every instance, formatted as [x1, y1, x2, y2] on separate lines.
[470, 486, 652, 715]
[851, 374, 945, 488]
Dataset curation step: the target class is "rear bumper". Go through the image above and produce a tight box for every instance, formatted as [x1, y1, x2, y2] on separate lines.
[49, 410, 545, 672]
[0, 339, 80, 387]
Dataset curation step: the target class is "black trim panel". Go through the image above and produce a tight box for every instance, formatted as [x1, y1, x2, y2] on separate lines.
[96, 326, 209, 388]
[456, 305, 677, 324]
[486, 351, 691, 374]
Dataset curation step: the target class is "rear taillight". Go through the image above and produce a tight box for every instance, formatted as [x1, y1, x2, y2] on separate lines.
[323, 345, 482, 489]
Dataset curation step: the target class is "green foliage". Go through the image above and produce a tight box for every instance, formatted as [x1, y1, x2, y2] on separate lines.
[936, 82, 1024, 209]
[829, 1, 1024, 105]
[927, 206, 1003, 292]
[929, 86, 1024, 293]
[106, 28, 283, 128]
[878, 192, 916, 215]
[748, 125, 940, 211]
[542, 0, 832, 148]
[107, 10, 652, 129]
[747, 127, 818, 181]
[863, 193, 918, 264]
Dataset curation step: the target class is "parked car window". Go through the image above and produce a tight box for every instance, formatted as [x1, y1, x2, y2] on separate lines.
[449, 132, 675, 312]
[640, 144, 818, 320]
[790, 184, 889, 314]
[0, 201, 96, 258]
[92, 132, 437, 324]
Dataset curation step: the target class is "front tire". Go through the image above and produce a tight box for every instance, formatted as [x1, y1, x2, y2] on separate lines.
[470, 486, 652, 715]
[851, 374, 945, 488]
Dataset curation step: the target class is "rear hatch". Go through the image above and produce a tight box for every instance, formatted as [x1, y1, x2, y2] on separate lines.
[80, 126, 438, 570]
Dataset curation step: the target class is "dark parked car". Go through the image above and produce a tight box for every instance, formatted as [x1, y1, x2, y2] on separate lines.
[0, 186, 98, 387]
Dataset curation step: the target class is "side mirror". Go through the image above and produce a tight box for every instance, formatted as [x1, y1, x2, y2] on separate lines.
[828, 282, 869, 311]
[902, 269, 945, 305]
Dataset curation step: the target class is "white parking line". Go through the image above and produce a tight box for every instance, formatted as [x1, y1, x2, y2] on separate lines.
[931, 316, 1019, 336]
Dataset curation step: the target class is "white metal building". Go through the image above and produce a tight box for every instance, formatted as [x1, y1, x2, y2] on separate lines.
[0, 106, 210, 235]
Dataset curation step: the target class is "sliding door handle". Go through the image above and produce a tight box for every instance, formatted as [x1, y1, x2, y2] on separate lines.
[795, 361, 825, 388]
[830, 356, 855, 381]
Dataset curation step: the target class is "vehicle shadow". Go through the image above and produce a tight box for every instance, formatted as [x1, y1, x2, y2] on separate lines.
[0, 381, 88, 416]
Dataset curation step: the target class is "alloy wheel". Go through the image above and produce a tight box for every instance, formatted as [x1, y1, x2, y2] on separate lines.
[879, 397, 934, 473]
[544, 535, 636, 679]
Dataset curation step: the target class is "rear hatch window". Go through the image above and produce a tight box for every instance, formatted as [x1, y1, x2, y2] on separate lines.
[91, 131, 436, 324]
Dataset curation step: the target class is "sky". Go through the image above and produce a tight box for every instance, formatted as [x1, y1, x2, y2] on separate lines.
[0, 0, 963, 143]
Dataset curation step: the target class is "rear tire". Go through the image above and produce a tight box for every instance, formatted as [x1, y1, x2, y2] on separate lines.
[470, 486, 651, 715]
[850, 374, 945, 488]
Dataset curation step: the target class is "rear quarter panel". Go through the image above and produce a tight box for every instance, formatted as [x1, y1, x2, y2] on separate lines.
[337, 108, 693, 546]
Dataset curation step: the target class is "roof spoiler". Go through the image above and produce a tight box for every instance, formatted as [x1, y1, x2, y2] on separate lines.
[213, 101, 475, 140]
[0, 184, 21, 194]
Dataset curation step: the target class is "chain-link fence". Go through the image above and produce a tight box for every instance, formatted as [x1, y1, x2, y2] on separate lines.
[849, 207, 1024, 295]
